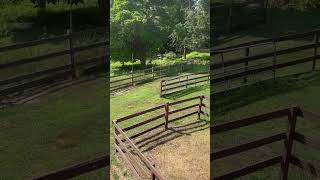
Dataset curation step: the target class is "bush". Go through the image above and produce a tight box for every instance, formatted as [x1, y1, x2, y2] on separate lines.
[163, 51, 177, 60]
[186, 51, 209, 61]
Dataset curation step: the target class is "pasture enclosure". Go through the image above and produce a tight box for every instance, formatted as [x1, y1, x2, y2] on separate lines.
[110, 59, 209, 93]
[211, 107, 320, 179]
[211, 29, 320, 95]
[0, 27, 107, 105]
[211, 0, 268, 34]
[160, 73, 210, 97]
[112, 96, 209, 180]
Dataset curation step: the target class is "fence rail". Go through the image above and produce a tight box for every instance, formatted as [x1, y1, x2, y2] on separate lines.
[113, 95, 208, 179]
[211, 29, 320, 95]
[160, 72, 210, 96]
[0, 27, 108, 99]
[211, 107, 320, 180]
[32, 154, 109, 180]
[110, 60, 202, 92]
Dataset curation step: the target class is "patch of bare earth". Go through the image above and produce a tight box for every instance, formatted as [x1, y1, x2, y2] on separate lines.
[146, 128, 209, 180]
[131, 119, 210, 180]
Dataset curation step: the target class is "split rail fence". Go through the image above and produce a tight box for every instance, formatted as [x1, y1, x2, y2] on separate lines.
[160, 73, 210, 97]
[110, 60, 199, 92]
[113, 96, 208, 180]
[32, 154, 109, 180]
[211, 29, 320, 95]
[211, 107, 320, 179]
[0, 27, 107, 98]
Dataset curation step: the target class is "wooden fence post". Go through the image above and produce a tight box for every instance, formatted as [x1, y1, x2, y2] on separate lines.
[67, 29, 76, 79]
[312, 31, 319, 71]
[272, 40, 277, 80]
[164, 103, 169, 129]
[131, 70, 134, 86]
[186, 75, 189, 88]
[160, 80, 163, 97]
[244, 47, 249, 83]
[281, 107, 297, 180]
[198, 96, 203, 120]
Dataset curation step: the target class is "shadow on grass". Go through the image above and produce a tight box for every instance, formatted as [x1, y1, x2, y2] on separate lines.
[134, 119, 210, 153]
[212, 70, 320, 116]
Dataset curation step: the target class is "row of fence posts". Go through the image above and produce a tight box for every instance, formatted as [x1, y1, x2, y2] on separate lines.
[125, 62, 189, 87]
[239, 31, 319, 84]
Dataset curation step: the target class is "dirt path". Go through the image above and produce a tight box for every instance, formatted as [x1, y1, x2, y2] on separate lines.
[145, 128, 210, 180]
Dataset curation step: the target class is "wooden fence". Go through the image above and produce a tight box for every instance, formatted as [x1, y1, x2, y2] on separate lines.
[110, 60, 201, 92]
[211, 107, 320, 180]
[211, 29, 320, 95]
[0, 27, 107, 99]
[113, 95, 208, 180]
[160, 73, 210, 97]
[211, 0, 268, 33]
[32, 154, 109, 180]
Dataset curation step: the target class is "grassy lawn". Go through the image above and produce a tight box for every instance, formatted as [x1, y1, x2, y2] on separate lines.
[211, 6, 320, 179]
[212, 70, 320, 179]
[110, 75, 210, 179]
[0, 77, 108, 180]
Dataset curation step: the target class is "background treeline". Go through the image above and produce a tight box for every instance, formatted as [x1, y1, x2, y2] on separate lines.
[110, 0, 210, 67]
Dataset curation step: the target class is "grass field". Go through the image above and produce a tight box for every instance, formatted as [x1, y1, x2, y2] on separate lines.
[0, 77, 108, 179]
[212, 6, 320, 179]
[110, 74, 210, 179]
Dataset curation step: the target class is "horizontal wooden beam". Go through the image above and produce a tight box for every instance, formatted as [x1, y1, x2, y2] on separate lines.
[212, 133, 286, 161]
[0, 35, 68, 53]
[290, 155, 319, 177]
[0, 50, 70, 70]
[169, 103, 199, 115]
[123, 114, 165, 132]
[212, 156, 282, 180]
[0, 65, 71, 86]
[168, 111, 198, 124]
[32, 154, 109, 180]
[116, 104, 165, 123]
[211, 108, 289, 134]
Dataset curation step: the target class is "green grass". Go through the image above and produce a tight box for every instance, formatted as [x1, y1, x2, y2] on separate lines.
[0, 77, 108, 179]
[110, 76, 210, 179]
[212, 70, 320, 179]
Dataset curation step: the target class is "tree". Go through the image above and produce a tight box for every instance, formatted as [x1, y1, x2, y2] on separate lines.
[169, 0, 209, 57]
[111, 0, 165, 67]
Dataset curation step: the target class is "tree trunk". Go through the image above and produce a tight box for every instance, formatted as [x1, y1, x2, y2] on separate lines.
[98, 0, 109, 26]
[183, 46, 187, 59]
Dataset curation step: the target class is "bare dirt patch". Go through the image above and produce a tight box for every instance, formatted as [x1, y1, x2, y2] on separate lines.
[146, 128, 209, 180]
[129, 119, 210, 180]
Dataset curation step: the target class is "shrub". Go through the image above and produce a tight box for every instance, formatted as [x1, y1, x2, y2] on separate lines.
[186, 51, 209, 61]
[163, 51, 177, 60]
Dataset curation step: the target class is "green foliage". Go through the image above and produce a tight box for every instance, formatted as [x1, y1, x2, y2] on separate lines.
[186, 51, 209, 60]
[163, 51, 177, 60]
[111, 0, 209, 66]
[170, 0, 209, 52]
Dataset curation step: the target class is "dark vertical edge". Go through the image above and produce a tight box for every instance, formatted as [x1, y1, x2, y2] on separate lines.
[105, 0, 111, 179]
[281, 107, 297, 180]
[210, 0, 214, 179]
[312, 31, 319, 71]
